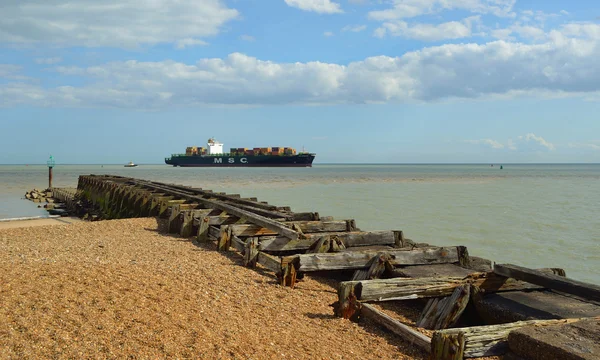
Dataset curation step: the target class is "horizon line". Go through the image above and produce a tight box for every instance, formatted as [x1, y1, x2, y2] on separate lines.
[2, 162, 600, 166]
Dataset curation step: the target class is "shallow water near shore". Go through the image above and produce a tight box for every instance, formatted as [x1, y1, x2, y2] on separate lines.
[1, 163, 599, 284]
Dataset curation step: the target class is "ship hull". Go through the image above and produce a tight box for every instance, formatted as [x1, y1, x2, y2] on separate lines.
[165, 154, 315, 167]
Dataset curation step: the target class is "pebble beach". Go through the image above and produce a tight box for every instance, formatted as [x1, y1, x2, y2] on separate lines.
[0, 217, 428, 359]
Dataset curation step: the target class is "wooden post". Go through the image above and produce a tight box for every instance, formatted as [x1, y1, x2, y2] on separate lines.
[181, 209, 211, 238]
[281, 256, 299, 288]
[196, 215, 211, 243]
[218, 226, 232, 251]
[48, 166, 53, 189]
[243, 237, 259, 268]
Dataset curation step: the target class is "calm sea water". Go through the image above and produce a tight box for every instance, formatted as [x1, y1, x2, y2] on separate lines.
[1, 164, 599, 284]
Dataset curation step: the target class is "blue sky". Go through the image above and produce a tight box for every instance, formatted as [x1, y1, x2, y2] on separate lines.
[2, 0, 600, 164]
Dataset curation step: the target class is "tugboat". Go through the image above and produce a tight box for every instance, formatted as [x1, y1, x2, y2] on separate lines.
[124, 161, 138, 168]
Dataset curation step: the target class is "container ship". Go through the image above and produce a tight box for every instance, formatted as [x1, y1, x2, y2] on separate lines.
[165, 138, 316, 167]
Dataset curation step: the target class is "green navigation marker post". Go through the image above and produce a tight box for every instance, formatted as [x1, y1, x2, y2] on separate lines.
[47, 155, 55, 189]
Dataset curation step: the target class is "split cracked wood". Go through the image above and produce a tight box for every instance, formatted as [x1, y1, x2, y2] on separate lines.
[430, 316, 600, 359]
[417, 284, 471, 330]
[288, 246, 465, 272]
[337, 276, 467, 320]
[257, 230, 398, 252]
[351, 253, 392, 281]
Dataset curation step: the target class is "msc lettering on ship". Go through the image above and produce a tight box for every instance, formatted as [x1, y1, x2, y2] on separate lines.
[214, 158, 248, 164]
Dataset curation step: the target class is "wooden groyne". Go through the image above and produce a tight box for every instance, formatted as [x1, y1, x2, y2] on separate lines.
[67, 174, 600, 360]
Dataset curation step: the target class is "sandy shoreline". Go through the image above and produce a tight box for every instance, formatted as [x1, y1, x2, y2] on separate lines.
[0, 217, 427, 359]
[0, 217, 82, 229]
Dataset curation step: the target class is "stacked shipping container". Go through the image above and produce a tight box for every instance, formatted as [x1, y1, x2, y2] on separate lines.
[188, 145, 296, 156]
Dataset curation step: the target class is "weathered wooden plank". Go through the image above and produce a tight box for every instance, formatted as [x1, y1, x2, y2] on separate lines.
[141, 181, 279, 211]
[257, 252, 282, 274]
[471, 271, 555, 294]
[167, 206, 184, 233]
[290, 246, 463, 272]
[208, 225, 220, 240]
[159, 199, 186, 218]
[430, 316, 600, 359]
[289, 212, 320, 221]
[392, 264, 477, 279]
[344, 245, 395, 252]
[284, 220, 356, 233]
[307, 236, 331, 253]
[257, 231, 397, 252]
[494, 264, 600, 302]
[258, 237, 316, 252]
[361, 303, 431, 352]
[341, 276, 466, 305]
[181, 209, 212, 237]
[135, 181, 301, 240]
[229, 220, 356, 237]
[351, 253, 391, 281]
[228, 224, 279, 237]
[417, 285, 471, 330]
[193, 214, 257, 227]
[224, 201, 293, 220]
[472, 287, 600, 324]
[230, 235, 245, 253]
[331, 230, 396, 248]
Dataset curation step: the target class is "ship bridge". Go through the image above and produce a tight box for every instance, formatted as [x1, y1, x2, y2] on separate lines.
[207, 138, 223, 155]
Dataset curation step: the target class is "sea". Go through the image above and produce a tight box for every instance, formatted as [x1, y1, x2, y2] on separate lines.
[1, 163, 599, 284]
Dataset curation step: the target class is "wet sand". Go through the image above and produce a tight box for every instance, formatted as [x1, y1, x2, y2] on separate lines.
[0, 217, 82, 230]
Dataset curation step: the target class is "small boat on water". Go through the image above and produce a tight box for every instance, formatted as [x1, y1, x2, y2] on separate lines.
[124, 161, 138, 168]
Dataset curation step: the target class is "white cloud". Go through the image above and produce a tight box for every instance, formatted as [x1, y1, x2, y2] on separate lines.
[466, 134, 555, 151]
[342, 25, 367, 32]
[35, 57, 63, 65]
[3, 24, 600, 108]
[465, 139, 505, 149]
[175, 38, 208, 49]
[375, 17, 477, 41]
[324, 31, 335, 37]
[491, 25, 545, 41]
[561, 23, 600, 40]
[0, 0, 238, 48]
[240, 35, 256, 42]
[0, 65, 22, 78]
[368, 0, 515, 21]
[507, 139, 517, 150]
[568, 143, 600, 151]
[284, 0, 343, 14]
[517, 133, 555, 150]
[519, 10, 561, 24]
[0, 64, 31, 81]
